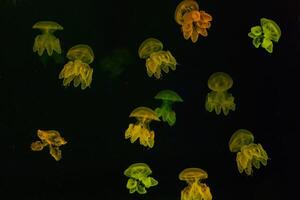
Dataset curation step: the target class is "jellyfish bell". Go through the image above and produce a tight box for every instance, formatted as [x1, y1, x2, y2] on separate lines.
[67, 44, 94, 64]
[124, 163, 152, 179]
[175, 0, 199, 25]
[229, 129, 254, 152]
[138, 38, 163, 59]
[129, 106, 160, 122]
[179, 167, 208, 184]
[260, 18, 281, 42]
[155, 89, 183, 103]
[208, 72, 233, 92]
[32, 21, 63, 33]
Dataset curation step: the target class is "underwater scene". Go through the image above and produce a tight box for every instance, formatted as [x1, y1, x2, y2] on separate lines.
[1, 0, 296, 199]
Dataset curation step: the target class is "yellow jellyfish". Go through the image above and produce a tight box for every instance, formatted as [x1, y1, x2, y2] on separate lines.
[32, 21, 63, 56]
[125, 106, 160, 148]
[124, 163, 158, 194]
[179, 168, 212, 200]
[59, 44, 94, 90]
[138, 38, 177, 79]
[175, 0, 212, 43]
[229, 129, 269, 175]
[205, 72, 236, 115]
[31, 129, 67, 161]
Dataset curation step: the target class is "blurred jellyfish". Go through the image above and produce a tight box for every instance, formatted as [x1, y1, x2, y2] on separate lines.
[205, 72, 236, 115]
[179, 167, 212, 200]
[59, 44, 94, 90]
[154, 89, 183, 126]
[32, 21, 63, 56]
[125, 106, 160, 148]
[31, 129, 67, 161]
[124, 163, 158, 194]
[138, 38, 177, 79]
[229, 129, 269, 175]
[248, 18, 281, 53]
[175, 0, 212, 43]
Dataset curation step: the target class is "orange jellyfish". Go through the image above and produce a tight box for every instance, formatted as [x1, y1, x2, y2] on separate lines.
[175, 0, 212, 43]
[31, 129, 67, 161]
[125, 106, 160, 148]
[179, 168, 212, 200]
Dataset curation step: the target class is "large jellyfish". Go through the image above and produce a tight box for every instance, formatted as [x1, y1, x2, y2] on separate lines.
[154, 89, 183, 126]
[248, 18, 281, 53]
[179, 168, 212, 200]
[175, 0, 212, 43]
[31, 129, 67, 161]
[59, 44, 94, 90]
[124, 163, 158, 194]
[125, 106, 160, 148]
[32, 21, 63, 56]
[205, 72, 236, 115]
[229, 129, 269, 175]
[138, 38, 177, 79]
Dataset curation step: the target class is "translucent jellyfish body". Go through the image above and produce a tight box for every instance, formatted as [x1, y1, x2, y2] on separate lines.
[229, 129, 269, 175]
[59, 44, 94, 89]
[154, 89, 183, 126]
[248, 18, 281, 53]
[205, 72, 236, 115]
[138, 38, 177, 79]
[32, 21, 63, 56]
[125, 106, 160, 148]
[31, 129, 67, 161]
[175, 0, 212, 43]
[179, 168, 212, 200]
[124, 163, 158, 194]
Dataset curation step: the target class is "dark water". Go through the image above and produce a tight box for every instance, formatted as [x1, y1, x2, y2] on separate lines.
[1, 0, 297, 199]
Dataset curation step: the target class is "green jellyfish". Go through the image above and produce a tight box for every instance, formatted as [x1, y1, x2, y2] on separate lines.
[31, 129, 67, 161]
[179, 167, 212, 200]
[32, 21, 63, 56]
[59, 44, 94, 90]
[138, 38, 177, 79]
[125, 106, 160, 148]
[154, 89, 183, 126]
[248, 18, 281, 53]
[205, 72, 236, 115]
[229, 129, 269, 175]
[124, 163, 158, 194]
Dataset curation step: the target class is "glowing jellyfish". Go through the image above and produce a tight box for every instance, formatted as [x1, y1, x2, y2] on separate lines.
[59, 44, 94, 90]
[138, 38, 177, 79]
[229, 129, 269, 175]
[205, 72, 236, 115]
[32, 21, 63, 56]
[248, 18, 281, 53]
[125, 106, 160, 148]
[175, 0, 212, 43]
[154, 89, 183, 126]
[179, 168, 212, 200]
[124, 163, 158, 194]
[31, 129, 67, 161]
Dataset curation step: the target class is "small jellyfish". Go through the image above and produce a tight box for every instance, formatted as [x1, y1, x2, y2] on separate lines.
[248, 18, 281, 53]
[125, 106, 160, 148]
[154, 89, 183, 126]
[124, 163, 158, 194]
[59, 44, 94, 90]
[229, 129, 269, 175]
[175, 0, 212, 43]
[31, 129, 67, 161]
[138, 38, 177, 79]
[32, 21, 63, 56]
[205, 72, 236, 115]
[179, 167, 212, 200]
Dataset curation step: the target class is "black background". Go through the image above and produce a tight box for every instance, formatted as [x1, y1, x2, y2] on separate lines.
[0, 0, 297, 199]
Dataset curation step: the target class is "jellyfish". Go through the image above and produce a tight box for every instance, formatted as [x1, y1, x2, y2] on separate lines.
[205, 72, 236, 115]
[179, 168, 212, 200]
[154, 89, 183, 126]
[59, 44, 94, 90]
[32, 21, 63, 56]
[138, 38, 177, 79]
[124, 163, 158, 194]
[229, 129, 269, 175]
[31, 129, 67, 161]
[248, 18, 281, 53]
[125, 106, 160, 148]
[175, 0, 212, 43]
